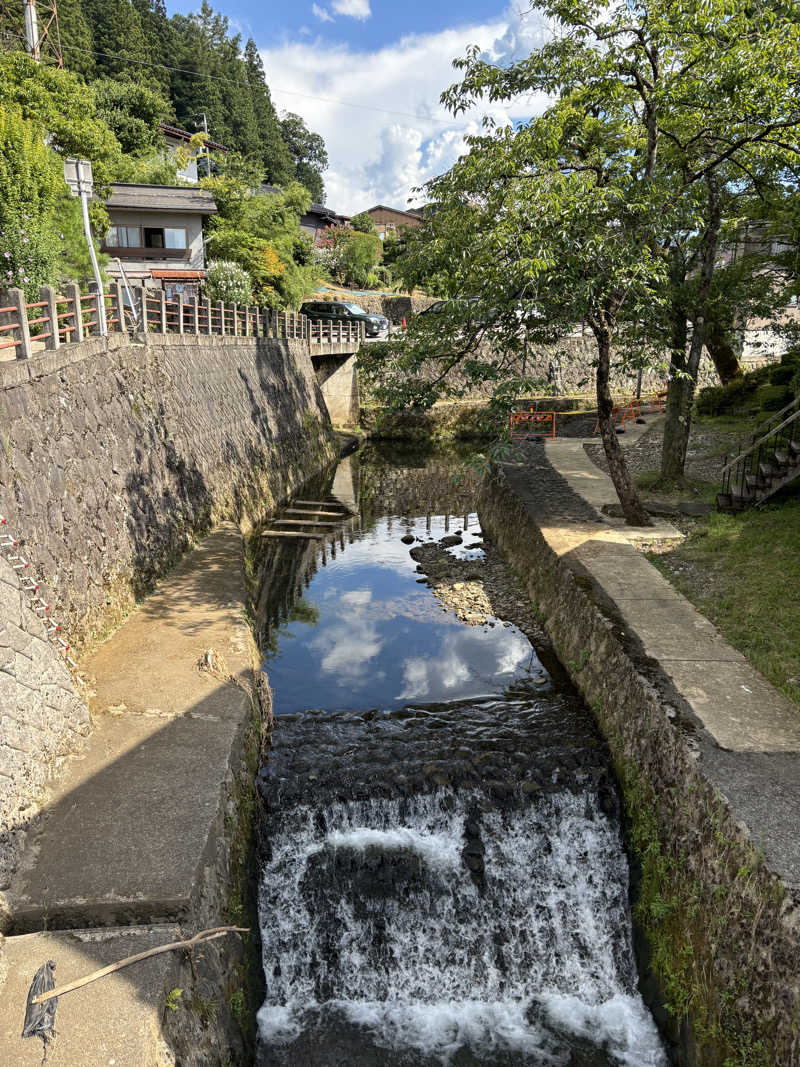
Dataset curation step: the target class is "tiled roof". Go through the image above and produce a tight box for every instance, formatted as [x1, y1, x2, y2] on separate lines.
[105, 184, 218, 214]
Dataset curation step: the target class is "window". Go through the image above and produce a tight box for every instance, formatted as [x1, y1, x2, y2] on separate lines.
[107, 225, 140, 247]
[141, 227, 188, 251]
[164, 228, 188, 249]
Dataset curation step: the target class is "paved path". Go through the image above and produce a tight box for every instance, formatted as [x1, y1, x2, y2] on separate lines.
[0, 524, 255, 1065]
[500, 426, 800, 885]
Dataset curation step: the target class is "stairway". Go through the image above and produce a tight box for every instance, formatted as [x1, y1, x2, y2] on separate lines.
[717, 397, 800, 511]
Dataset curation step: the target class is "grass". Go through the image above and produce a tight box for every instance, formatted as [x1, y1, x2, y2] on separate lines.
[646, 495, 800, 706]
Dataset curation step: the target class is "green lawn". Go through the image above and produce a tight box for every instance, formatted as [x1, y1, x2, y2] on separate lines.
[646, 496, 800, 707]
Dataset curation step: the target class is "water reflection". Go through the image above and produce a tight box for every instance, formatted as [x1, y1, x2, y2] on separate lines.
[251, 450, 550, 716]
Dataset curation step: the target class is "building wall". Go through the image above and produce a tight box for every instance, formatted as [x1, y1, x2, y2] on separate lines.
[105, 209, 206, 278]
[367, 207, 423, 236]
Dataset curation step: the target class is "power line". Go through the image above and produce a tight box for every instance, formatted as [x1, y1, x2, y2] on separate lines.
[0, 28, 460, 125]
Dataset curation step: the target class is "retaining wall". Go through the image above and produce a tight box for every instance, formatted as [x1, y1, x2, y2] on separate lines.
[0, 332, 337, 652]
[0, 556, 89, 896]
[479, 467, 800, 1065]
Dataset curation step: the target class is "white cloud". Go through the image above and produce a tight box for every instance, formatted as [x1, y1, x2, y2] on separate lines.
[311, 3, 334, 22]
[331, 0, 371, 18]
[260, 6, 550, 215]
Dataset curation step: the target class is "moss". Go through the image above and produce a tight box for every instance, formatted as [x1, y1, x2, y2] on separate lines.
[615, 756, 778, 1067]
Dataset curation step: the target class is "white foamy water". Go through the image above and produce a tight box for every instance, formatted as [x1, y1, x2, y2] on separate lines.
[257, 791, 667, 1065]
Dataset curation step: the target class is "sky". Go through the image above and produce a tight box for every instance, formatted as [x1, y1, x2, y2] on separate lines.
[168, 0, 551, 214]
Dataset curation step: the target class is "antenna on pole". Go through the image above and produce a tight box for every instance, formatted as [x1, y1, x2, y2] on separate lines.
[1, 0, 63, 66]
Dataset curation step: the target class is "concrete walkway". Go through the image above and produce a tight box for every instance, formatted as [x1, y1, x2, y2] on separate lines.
[501, 426, 800, 886]
[0, 524, 256, 1064]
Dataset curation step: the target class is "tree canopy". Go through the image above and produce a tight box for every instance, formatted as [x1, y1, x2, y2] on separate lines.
[378, 0, 800, 521]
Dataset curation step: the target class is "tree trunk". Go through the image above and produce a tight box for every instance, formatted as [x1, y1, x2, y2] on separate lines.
[595, 323, 651, 526]
[704, 317, 743, 384]
[660, 176, 722, 483]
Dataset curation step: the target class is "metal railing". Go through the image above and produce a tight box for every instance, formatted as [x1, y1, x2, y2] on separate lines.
[0, 282, 363, 360]
[719, 395, 800, 507]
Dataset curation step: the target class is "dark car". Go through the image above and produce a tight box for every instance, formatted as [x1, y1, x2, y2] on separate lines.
[300, 300, 389, 339]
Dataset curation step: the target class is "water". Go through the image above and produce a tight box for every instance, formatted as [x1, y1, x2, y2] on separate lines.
[252, 447, 666, 1066]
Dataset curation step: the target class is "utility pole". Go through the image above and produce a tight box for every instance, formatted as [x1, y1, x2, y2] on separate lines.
[195, 112, 210, 177]
[23, 0, 40, 60]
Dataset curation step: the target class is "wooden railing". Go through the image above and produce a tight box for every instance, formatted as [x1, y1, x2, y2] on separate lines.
[0, 282, 363, 360]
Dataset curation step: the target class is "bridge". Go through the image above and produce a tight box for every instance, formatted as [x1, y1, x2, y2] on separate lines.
[0, 281, 361, 427]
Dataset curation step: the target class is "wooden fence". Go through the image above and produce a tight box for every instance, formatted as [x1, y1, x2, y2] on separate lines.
[0, 283, 362, 360]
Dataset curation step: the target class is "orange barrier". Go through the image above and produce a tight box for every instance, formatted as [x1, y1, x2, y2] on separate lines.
[509, 409, 556, 440]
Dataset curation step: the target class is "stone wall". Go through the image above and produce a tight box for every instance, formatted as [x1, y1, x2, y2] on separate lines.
[479, 467, 800, 1066]
[0, 332, 337, 653]
[0, 556, 89, 896]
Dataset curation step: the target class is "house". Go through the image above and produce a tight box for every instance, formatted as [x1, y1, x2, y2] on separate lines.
[158, 123, 228, 184]
[365, 205, 424, 240]
[258, 184, 349, 243]
[101, 184, 218, 303]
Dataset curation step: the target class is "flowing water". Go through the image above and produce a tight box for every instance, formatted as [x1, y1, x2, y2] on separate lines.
[253, 446, 667, 1066]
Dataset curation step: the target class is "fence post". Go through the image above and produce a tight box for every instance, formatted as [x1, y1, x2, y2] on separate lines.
[205, 298, 213, 336]
[40, 285, 60, 351]
[5, 288, 31, 359]
[231, 302, 238, 337]
[192, 299, 200, 335]
[88, 281, 104, 337]
[65, 282, 83, 344]
[218, 300, 225, 335]
[158, 290, 167, 334]
[112, 282, 125, 333]
[135, 286, 148, 336]
[178, 292, 185, 335]
[243, 304, 250, 337]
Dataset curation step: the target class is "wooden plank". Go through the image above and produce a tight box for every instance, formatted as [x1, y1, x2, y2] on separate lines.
[261, 530, 321, 539]
[283, 512, 349, 520]
[273, 518, 343, 528]
[293, 499, 348, 509]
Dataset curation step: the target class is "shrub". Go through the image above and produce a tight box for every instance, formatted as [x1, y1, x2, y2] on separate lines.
[757, 383, 793, 411]
[769, 364, 795, 386]
[695, 365, 772, 416]
[204, 259, 253, 305]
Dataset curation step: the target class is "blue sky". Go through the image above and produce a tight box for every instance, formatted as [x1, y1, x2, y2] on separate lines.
[168, 0, 551, 213]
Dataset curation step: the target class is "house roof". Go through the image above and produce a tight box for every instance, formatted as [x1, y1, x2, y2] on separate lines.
[105, 184, 218, 214]
[365, 204, 423, 221]
[158, 122, 228, 154]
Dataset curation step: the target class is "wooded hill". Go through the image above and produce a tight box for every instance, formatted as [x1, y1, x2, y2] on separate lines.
[0, 0, 327, 201]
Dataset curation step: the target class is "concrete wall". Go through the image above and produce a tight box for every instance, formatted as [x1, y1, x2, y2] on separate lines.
[479, 467, 800, 1065]
[0, 332, 338, 652]
[0, 556, 89, 893]
[312, 349, 360, 427]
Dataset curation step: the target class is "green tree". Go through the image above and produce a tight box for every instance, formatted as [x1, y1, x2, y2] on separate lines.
[204, 259, 252, 304]
[0, 107, 64, 299]
[325, 227, 382, 289]
[350, 211, 376, 234]
[279, 112, 328, 204]
[204, 174, 319, 307]
[383, 0, 800, 518]
[93, 77, 171, 156]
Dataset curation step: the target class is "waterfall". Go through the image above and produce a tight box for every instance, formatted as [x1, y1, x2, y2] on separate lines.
[257, 789, 667, 1066]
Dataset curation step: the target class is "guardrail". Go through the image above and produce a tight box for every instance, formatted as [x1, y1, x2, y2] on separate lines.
[0, 283, 363, 359]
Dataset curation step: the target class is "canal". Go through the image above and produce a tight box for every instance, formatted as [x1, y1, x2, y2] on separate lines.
[251, 444, 666, 1066]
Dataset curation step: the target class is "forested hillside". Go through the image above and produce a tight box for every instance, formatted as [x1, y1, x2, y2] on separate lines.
[0, 0, 328, 202]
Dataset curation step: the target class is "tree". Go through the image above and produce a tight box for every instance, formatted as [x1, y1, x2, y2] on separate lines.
[204, 173, 319, 307]
[0, 107, 65, 299]
[93, 77, 172, 156]
[279, 112, 328, 204]
[377, 0, 800, 519]
[350, 212, 376, 234]
[323, 226, 382, 289]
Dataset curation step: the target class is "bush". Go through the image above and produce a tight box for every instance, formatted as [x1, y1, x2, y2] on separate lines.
[204, 259, 253, 305]
[757, 383, 793, 411]
[695, 365, 772, 416]
[769, 364, 795, 386]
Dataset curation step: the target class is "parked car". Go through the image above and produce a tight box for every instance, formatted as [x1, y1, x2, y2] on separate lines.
[300, 300, 389, 339]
